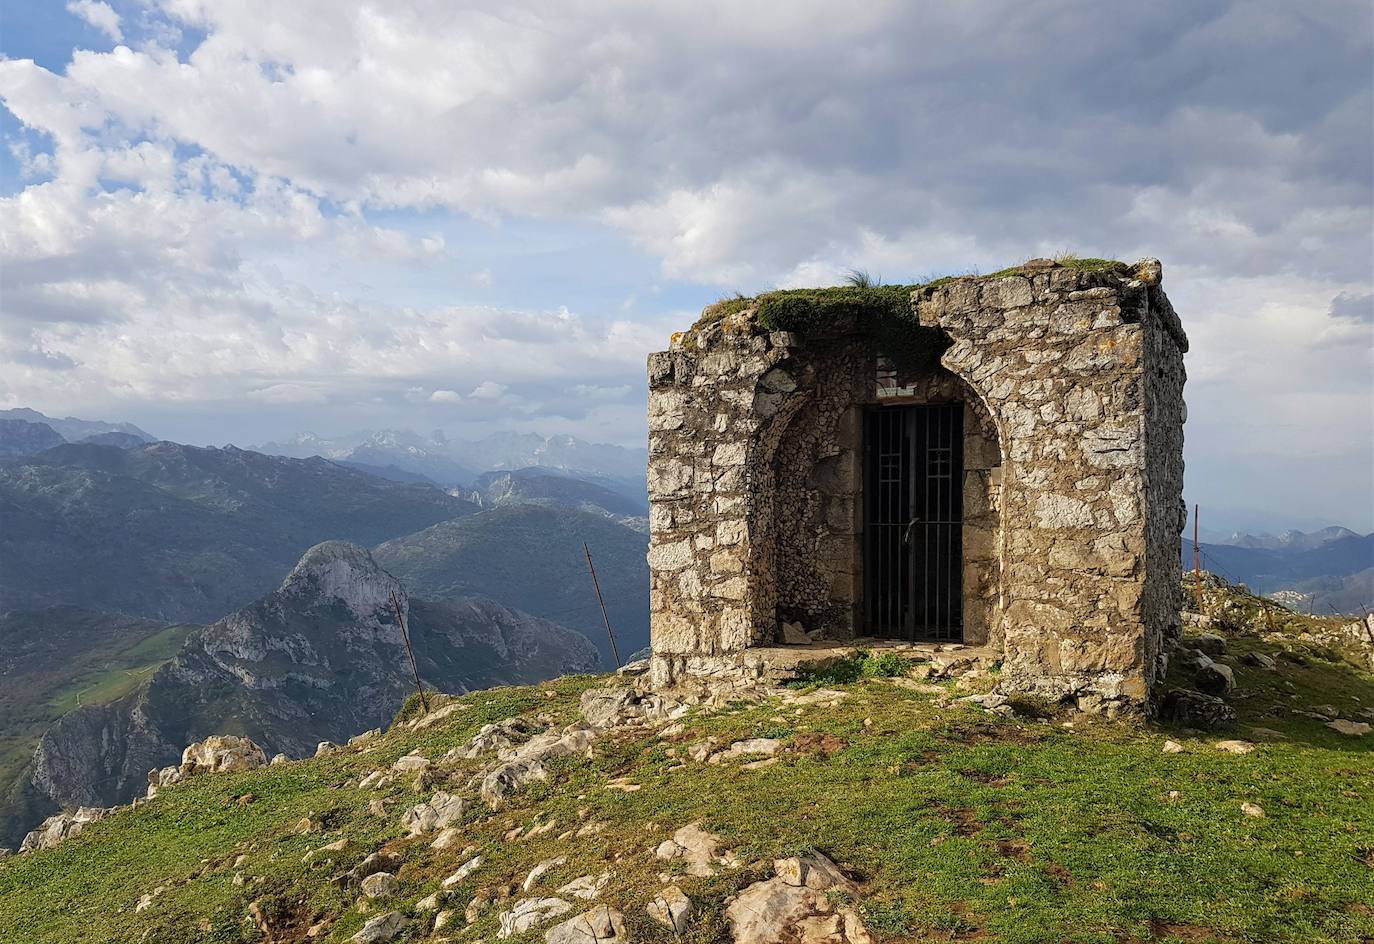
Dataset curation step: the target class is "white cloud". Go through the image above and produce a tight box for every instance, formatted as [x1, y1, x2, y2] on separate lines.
[246, 383, 328, 404]
[66, 1, 123, 43]
[0, 1, 1369, 525]
[468, 381, 507, 400]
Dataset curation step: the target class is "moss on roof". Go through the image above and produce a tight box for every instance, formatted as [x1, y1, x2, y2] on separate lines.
[687, 257, 1131, 371]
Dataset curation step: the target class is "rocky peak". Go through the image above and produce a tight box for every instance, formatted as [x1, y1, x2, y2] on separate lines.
[278, 541, 404, 620]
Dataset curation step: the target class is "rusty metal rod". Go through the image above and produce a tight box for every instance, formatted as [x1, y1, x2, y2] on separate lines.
[390, 590, 429, 714]
[584, 543, 622, 669]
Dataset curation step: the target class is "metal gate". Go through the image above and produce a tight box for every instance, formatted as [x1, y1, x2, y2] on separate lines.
[863, 403, 964, 641]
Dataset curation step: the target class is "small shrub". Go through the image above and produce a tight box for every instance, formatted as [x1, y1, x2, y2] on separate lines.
[788, 650, 912, 688]
[842, 268, 879, 289]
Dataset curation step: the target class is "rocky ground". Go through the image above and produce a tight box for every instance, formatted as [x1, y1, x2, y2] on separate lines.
[0, 580, 1370, 943]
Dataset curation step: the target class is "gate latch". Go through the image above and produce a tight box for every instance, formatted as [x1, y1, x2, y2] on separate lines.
[903, 516, 921, 545]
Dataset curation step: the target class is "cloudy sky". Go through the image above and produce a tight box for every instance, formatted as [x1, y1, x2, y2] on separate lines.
[1, 1, 1371, 532]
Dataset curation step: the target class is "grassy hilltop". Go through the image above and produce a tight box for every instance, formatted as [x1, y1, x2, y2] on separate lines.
[0, 582, 1370, 944]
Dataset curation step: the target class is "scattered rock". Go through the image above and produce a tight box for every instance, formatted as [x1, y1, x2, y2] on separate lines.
[352, 911, 405, 943]
[406, 695, 467, 730]
[524, 856, 568, 891]
[1248, 727, 1287, 741]
[401, 792, 467, 836]
[726, 853, 871, 944]
[1159, 688, 1236, 729]
[303, 838, 348, 863]
[360, 872, 398, 900]
[781, 621, 810, 645]
[1215, 739, 1255, 754]
[1194, 633, 1228, 656]
[446, 717, 539, 762]
[442, 856, 485, 889]
[1162, 740, 1184, 754]
[1327, 719, 1372, 736]
[431, 827, 463, 850]
[346, 850, 402, 887]
[146, 734, 271, 799]
[135, 886, 165, 913]
[479, 724, 598, 807]
[466, 893, 492, 924]
[19, 806, 112, 852]
[270, 753, 289, 765]
[392, 753, 431, 774]
[497, 897, 573, 938]
[647, 885, 693, 933]
[315, 741, 340, 757]
[781, 689, 848, 707]
[1240, 652, 1277, 670]
[415, 892, 443, 912]
[580, 687, 685, 729]
[182, 735, 269, 774]
[617, 658, 650, 676]
[710, 738, 782, 764]
[655, 823, 737, 877]
[1194, 656, 1235, 695]
[1241, 802, 1265, 818]
[434, 909, 456, 931]
[348, 728, 381, 746]
[545, 905, 628, 944]
[558, 872, 611, 900]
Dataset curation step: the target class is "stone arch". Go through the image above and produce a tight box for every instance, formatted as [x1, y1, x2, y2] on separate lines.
[868, 351, 1007, 647]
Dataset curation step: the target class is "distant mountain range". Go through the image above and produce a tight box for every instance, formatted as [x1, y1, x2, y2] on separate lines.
[373, 503, 650, 667]
[1189, 527, 1373, 615]
[469, 467, 648, 525]
[0, 409, 155, 459]
[0, 408, 155, 446]
[253, 428, 647, 497]
[0, 441, 475, 622]
[11, 543, 597, 844]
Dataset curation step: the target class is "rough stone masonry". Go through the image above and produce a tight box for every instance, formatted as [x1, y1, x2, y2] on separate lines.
[644, 258, 1187, 715]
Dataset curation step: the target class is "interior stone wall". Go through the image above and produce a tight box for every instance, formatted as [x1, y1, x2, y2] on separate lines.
[646, 258, 1187, 714]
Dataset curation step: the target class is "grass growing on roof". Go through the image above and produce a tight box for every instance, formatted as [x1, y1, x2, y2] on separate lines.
[687, 255, 1131, 369]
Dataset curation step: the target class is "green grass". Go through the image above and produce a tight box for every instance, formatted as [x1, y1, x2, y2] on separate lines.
[2, 616, 1369, 944]
[45, 625, 192, 714]
[685, 256, 1131, 371]
[787, 649, 916, 688]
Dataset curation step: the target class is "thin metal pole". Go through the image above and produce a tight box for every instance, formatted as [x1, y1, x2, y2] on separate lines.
[584, 543, 622, 669]
[390, 590, 429, 714]
[1192, 504, 1204, 613]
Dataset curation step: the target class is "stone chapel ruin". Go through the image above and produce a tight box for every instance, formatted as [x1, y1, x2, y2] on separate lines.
[645, 258, 1187, 714]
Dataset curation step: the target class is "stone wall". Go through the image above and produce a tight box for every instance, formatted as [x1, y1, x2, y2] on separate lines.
[646, 258, 1187, 714]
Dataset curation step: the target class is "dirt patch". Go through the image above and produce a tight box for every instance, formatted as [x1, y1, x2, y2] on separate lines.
[993, 838, 1030, 861]
[1043, 861, 1073, 885]
[791, 732, 849, 757]
[934, 804, 982, 837]
[957, 768, 1012, 786]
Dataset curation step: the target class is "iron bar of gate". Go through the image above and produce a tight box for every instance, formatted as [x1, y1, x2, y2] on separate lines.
[1192, 504, 1204, 613]
[584, 543, 622, 669]
[390, 590, 429, 715]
